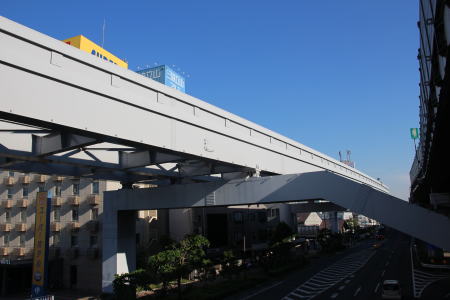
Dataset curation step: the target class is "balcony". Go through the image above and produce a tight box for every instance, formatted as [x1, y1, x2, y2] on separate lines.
[51, 222, 61, 232]
[16, 223, 26, 232]
[18, 199, 29, 208]
[0, 247, 8, 256]
[52, 197, 62, 206]
[20, 175, 30, 184]
[4, 176, 14, 186]
[88, 195, 100, 206]
[68, 247, 79, 259]
[70, 222, 80, 231]
[69, 196, 80, 206]
[49, 247, 61, 258]
[35, 174, 46, 183]
[15, 247, 25, 256]
[88, 220, 99, 233]
[1, 224, 12, 232]
[53, 175, 63, 182]
[2, 200, 12, 208]
[87, 247, 99, 259]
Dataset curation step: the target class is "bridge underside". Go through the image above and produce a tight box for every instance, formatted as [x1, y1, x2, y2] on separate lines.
[102, 171, 450, 292]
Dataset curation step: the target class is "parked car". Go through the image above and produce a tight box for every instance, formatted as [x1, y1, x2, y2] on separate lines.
[381, 280, 402, 299]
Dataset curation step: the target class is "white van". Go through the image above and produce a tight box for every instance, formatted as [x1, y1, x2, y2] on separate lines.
[381, 280, 402, 299]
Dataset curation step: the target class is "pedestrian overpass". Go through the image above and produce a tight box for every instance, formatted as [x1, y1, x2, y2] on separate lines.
[0, 16, 449, 293]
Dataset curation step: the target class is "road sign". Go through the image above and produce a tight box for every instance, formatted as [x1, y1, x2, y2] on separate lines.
[410, 128, 419, 139]
[31, 192, 51, 298]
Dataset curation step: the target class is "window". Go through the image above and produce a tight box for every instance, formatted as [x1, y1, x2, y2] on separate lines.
[8, 171, 14, 177]
[54, 184, 61, 197]
[53, 207, 60, 222]
[20, 208, 26, 223]
[92, 181, 99, 194]
[72, 208, 79, 221]
[3, 233, 9, 246]
[89, 235, 98, 247]
[38, 184, 45, 192]
[70, 235, 78, 247]
[22, 186, 29, 198]
[53, 232, 60, 246]
[7, 187, 13, 199]
[72, 183, 80, 195]
[5, 210, 10, 223]
[233, 212, 243, 224]
[91, 208, 98, 220]
[19, 234, 25, 247]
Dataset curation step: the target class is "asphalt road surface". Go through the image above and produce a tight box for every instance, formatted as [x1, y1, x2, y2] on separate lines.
[236, 230, 416, 300]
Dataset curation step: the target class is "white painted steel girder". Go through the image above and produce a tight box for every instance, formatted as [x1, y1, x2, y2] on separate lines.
[0, 16, 388, 192]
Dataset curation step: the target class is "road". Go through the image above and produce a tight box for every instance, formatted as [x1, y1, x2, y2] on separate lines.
[235, 230, 414, 300]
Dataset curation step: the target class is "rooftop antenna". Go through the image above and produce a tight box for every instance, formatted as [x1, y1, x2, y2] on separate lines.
[338, 151, 342, 162]
[346, 150, 351, 162]
[101, 18, 106, 48]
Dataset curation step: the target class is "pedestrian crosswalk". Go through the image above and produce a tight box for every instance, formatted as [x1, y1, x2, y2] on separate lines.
[282, 249, 375, 300]
[412, 268, 449, 298]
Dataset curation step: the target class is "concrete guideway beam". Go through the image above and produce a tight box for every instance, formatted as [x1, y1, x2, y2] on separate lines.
[102, 171, 450, 292]
[0, 16, 388, 193]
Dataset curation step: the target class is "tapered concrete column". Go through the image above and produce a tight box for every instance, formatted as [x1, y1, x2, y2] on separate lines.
[102, 194, 136, 293]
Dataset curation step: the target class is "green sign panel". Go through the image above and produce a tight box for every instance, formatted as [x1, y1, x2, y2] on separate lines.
[410, 128, 419, 139]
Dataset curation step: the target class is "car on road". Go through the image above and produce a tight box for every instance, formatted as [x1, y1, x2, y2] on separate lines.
[381, 280, 402, 299]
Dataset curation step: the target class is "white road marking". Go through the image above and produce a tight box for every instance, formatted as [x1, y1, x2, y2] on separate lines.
[344, 279, 351, 284]
[240, 280, 283, 300]
[353, 286, 361, 296]
[338, 285, 345, 291]
[282, 249, 375, 300]
[385, 261, 389, 267]
[381, 270, 385, 277]
[374, 282, 380, 293]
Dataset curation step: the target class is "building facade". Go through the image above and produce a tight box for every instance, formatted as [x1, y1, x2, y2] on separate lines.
[410, 0, 450, 210]
[0, 170, 121, 295]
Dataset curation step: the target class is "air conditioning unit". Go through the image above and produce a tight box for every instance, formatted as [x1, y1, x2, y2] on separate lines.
[35, 174, 46, 183]
[51, 222, 61, 232]
[69, 196, 80, 206]
[0, 247, 9, 256]
[88, 195, 100, 206]
[52, 197, 62, 206]
[53, 175, 63, 182]
[1, 224, 12, 232]
[4, 177, 14, 186]
[16, 247, 25, 256]
[20, 175, 30, 184]
[18, 199, 29, 208]
[16, 223, 26, 232]
[70, 222, 80, 231]
[2, 200, 13, 208]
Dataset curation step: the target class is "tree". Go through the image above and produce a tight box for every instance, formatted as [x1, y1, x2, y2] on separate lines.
[270, 222, 294, 245]
[147, 234, 210, 297]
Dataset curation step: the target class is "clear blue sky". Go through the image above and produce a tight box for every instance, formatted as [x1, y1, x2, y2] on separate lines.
[1, 1, 419, 200]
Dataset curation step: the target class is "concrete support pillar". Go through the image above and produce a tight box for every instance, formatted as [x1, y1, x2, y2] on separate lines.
[102, 194, 137, 293]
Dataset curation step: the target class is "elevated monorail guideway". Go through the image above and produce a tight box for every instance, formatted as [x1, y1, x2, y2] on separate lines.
[2, 16, 450, 293]
[0, 16, 387, 192]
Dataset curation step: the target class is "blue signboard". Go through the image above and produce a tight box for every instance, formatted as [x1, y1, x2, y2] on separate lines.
[137, 65, 185, 93]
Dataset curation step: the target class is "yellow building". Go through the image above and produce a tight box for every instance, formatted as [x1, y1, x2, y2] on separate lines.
[63, 35, 128, 69]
